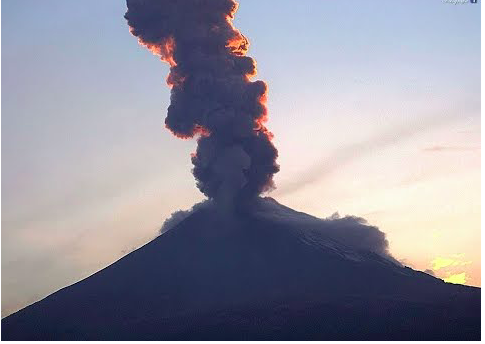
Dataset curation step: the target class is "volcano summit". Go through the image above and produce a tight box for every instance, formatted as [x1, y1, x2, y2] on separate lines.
[2, 198, 480, 340]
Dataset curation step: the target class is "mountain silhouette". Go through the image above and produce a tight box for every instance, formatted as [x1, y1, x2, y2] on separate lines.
[2, 198, 480, 340]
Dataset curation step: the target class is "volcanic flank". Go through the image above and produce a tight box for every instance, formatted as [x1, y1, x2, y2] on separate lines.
[1, 197, 480, 340]
[1, 0, 480, 340]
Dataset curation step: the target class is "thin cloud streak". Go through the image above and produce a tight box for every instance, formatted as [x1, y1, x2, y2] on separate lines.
[422, 145, 479, 152]
[273, 106, 478, 197]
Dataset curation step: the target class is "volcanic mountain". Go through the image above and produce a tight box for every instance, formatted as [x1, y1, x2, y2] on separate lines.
[2, 198, 480, 340]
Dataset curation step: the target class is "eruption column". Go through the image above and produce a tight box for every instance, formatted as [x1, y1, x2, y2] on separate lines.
[125, 0, 279, 205]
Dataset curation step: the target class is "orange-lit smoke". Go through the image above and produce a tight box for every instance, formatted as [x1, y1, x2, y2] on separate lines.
[125, 0, 279, 202]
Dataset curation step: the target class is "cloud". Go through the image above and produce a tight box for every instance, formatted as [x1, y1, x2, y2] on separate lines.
[274, 107, 475, 197]
[125, 0, 279, 204]
[160, 200, 214, 234]
[159, 197, 397, 264]
[250, 197, 398, 263]
[422, 145, 479, 152]
[444, 272, 467, 284]
[431, 255, 471, 271]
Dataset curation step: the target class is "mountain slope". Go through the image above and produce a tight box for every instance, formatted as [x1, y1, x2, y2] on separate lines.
[2, 198, 480, 340]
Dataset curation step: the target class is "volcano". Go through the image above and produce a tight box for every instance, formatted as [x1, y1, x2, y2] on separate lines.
[2, 198, 480, 340]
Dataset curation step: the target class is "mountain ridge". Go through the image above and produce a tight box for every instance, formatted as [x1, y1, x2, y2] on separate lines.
[2, 198, 480, 340]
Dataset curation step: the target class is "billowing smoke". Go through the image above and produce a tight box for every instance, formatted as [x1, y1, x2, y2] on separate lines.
[125, 0, 279, 205]
[160, 197, 398, 263]
[160, 200, 213, 234]
[251, 197, 398, 263]
[125, 0, 398, 265]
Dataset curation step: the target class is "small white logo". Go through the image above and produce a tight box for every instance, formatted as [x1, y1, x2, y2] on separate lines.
[442, 0, 477, 4]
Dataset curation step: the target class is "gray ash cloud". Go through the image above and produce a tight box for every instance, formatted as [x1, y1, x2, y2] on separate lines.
[125, 0, 279, 205]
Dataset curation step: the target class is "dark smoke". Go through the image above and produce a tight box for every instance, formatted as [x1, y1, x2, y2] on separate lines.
[125, 0, 279, 205]
[251, 197, 398, 263]
[160, 197, 398, 264]
[126, 0, 398, 266]
[160, 200, 213, 234]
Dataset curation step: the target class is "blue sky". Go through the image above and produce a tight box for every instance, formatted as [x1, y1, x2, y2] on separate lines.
[2, 0, 480, 316]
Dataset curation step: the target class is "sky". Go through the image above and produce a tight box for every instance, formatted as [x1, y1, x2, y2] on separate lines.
[2, 0, 480, 317]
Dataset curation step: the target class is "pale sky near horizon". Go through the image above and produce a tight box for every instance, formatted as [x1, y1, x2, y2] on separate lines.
[2, 0, 481, 316]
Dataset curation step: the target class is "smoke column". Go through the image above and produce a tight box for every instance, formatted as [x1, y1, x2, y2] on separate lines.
[125, 0, 279, 205]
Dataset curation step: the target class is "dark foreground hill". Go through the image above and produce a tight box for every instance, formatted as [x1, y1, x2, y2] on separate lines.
[2, 198, 480, 340]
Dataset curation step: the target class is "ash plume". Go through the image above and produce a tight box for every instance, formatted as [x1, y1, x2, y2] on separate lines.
[125, 0, 279, 205]
[159, 197, 398, 264]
